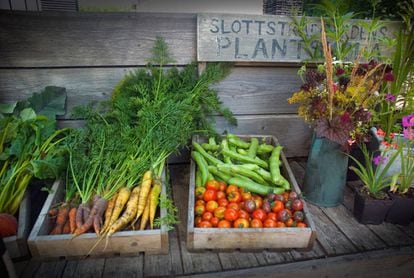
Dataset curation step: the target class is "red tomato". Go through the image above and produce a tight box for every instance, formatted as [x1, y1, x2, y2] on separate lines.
[238, 210, 250, 220]
[277, 209, 291, 222]
[195, 205, 205, 216]
[282, 192, 289, 202]
[214, 207, 226, 220]
[293, 211, 305, 222]
[218, 220, 231, 228]
[195, 200, 205, 207]
[276, 221, 287, 228]
[210, 217, 219, 227]
[202, 211, 213, 222]
[218, 198, 229, 207]
[266, 212, 278, 221]
[241, 191, 252, 201]
[285, 218, 294, 227]
[195, 187, 206, 200]
[227, 190, 242, 203]
[206, 180, 220, 191]
[226, 184, 239, 195]
[289, 191, 298, 200]
[274, 194, 285, 202]
[195, 216, 202, 227]
[252, 195, 263, 209]
[234, 218, 250, 228]
[261, 201, 272, 213]
[252, 209, 267, 222]
[263, 219, 277, 228]
[199, 221, 212, 228]
[272, 200, 285, 213]
[292, 199, 304, 211]
[216, 191, 226, 200]
[297, 222, 307, 228]
[227, 202, 240, 211]
[284, 199, 293, 210]
[224, 208, 239, 222]
[203, 189, 217, 202]
[218, 181, 227, 192]
[250, 218, 263, 228]
[243, 199, 256, 213]
[205, 200, 219, 212]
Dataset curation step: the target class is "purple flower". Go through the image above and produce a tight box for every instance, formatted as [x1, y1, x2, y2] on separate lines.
[383, 72, 395, 82]
[372, 155, 382, 166]
[385, 93, 396, 102]
[402, 115, 414, 128]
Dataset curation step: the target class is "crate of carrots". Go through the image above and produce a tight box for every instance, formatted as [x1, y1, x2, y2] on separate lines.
[187, 134, 316, 251]
[28, 170, 168, 258]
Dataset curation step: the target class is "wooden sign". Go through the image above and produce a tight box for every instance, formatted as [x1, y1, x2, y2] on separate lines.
[197, 13, 401, 63]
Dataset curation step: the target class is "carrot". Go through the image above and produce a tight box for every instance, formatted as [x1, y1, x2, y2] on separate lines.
[62, 219, 71, 234]
[149, 178, 162, 229]
[48, 208, 58, 218]
[74, 195, 108, 236]
[135, 170, 152, 223]
[75, 204, 86, 230]
[69, 207, 77, 234]
[105, 187, 131, 231]
[49, 204, 69, 235]
[106, 186, 141, 237]
[139, 194, 151, 230]
[101, 193, 117, 234]
[93, 215, 103, 235]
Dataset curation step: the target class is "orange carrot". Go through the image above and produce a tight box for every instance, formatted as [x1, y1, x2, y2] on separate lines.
[101, 193, 117, 234]
[74, 196, 108, 236]
[69, 207, 77, 234]
[62, 219, 71, 234]
[49, 204, 69, 235]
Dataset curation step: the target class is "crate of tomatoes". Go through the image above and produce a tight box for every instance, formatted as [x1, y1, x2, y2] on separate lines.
[187, 134, 316, 251]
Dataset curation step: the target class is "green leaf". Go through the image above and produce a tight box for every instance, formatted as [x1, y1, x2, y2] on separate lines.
[20, 108, 37, 121]
[27, 86, 67, 118]
[0, 102, 17, 114]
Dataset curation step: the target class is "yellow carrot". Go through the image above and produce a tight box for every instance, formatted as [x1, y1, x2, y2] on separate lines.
[106, 187, 131, 230]
[107, 186, 141, 237]
[135, 170, 152, 222]
[149, 178, 162, 229]
[101, 193, 117, 234]
[140, 194, 151, 230]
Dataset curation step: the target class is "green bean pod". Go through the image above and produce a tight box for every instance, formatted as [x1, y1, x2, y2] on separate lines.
[221, 149, 269, 169]
[227, 134, 250, 148]
[208, 166, 231, 183]
[217, 164, 266, 184]
[257, 143, 274, 155]
[192, 141, 223, 166]
[247, 138, 259, 158]
[228, 176, 285, 195]
[269, 146, 290, 189]
[191, 151, 209, 187]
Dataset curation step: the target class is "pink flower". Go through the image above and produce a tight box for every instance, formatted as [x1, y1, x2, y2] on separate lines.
[403, 128, 414, 140]
[341, 112, 351, 123]
[402, 115, 414, 128]
[377, 128, 385, 137]
[373, 155, 389, 166]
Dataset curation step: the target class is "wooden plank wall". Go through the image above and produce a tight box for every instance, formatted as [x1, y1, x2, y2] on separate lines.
[0, 11, 311, 158]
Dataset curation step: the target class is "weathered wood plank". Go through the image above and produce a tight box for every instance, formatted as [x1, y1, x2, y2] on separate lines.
[0, 12, 196, 67]
[290, 241, 326, 261]
[0, 66, 302, 116]
[26, 0, 39, 11]
[396, 222, 414, 241]
[0, 1, 11, 10]
[183, 246, 414, 278]
[34, 260, 67, 278]
[321, 205, 386, 251]
[103, 256, 143, 278]
[367, 222, 414, 247]
[218, 252, 260, 270]
[306, 204, 358, 256]
[169, 164, 222, 274]
[20, 260, 41, 278]
[10, 0, 26, 10]
[14, 260, 29, 277]
[262, 251, 294, 265]
[70, 258, 105, 278]
[61, 260, 78, 278]
[287, 161, 306, 188]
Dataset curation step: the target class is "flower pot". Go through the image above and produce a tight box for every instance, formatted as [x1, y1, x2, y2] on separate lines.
[303, 134, 349, 207]
[385, 189, 414, 226]
[353, 189, 394, 225]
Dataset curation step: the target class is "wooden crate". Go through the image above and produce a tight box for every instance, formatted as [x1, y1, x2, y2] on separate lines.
[3, 192, 31, 259]
[28, 176, 169, 259]
[187, 135, 317, 251]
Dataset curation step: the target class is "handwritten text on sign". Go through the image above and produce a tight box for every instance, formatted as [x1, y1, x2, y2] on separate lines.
[197, 13, 400, 62]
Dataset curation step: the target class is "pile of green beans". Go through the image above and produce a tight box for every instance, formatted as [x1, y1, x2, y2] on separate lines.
[191, 134, 290, 195]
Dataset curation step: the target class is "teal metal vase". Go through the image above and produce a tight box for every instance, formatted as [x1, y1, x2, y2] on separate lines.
[303, 134, 349, 207]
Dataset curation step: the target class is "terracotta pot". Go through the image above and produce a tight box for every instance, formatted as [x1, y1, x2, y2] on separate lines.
[385, 190, 414, 226]
[353, 189, 393, 225]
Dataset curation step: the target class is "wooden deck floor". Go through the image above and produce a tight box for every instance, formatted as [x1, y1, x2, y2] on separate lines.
[13, 161, 414, 277]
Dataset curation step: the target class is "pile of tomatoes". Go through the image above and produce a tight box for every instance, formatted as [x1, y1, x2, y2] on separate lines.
[194, 180, 307, 229]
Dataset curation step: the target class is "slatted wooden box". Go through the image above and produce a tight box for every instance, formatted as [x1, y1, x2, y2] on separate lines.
[3, 192, 31, 259]
[187, 135, 316, 251]
[28, 176, 169, 259]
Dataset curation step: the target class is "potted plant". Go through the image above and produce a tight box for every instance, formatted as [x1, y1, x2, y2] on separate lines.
[288, 19, 390, 207]
[348, 144, 399, 224]
[385, 114, 414, 225]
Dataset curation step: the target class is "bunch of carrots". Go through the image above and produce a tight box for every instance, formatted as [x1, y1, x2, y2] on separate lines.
[48, 169, 162, 236]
